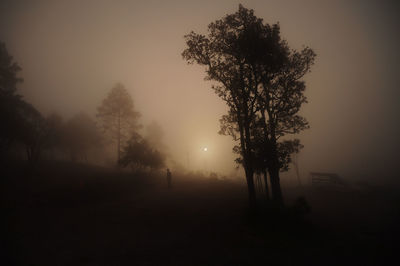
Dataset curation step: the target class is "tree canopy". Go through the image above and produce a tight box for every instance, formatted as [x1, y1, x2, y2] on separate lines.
[0, 42, 23, 96]
[183, 5, 315, 206]
[0, 41, 46, 162]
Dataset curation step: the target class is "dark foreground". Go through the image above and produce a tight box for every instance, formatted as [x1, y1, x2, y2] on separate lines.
[2, 162, 399, 265]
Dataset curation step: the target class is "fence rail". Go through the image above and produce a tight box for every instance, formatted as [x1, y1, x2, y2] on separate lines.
[310, 172, 344, 185]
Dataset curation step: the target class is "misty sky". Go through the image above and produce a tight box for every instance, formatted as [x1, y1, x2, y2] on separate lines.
[1, 0, 399, 183]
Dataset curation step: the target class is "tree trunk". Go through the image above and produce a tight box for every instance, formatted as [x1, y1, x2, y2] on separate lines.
[237, 114, 257, 209]
[263, 169, 270, 200]
[243, 113, 257, 208]
[268, 126, 284, 206]
[268, 165, 283, 205]
[245, 165, 257, 208]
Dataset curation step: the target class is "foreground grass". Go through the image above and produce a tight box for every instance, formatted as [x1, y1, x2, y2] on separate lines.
[2, 161, 399, 265]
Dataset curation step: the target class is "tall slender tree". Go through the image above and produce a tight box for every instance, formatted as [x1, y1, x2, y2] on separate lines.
[97, 83, 141, 164]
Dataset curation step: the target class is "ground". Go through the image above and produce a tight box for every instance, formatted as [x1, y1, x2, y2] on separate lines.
[2, 161, 399, 265]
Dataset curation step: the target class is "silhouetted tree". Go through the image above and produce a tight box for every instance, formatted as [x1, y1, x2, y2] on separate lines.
[0, 94, 23, 157]
[0, 41, 24, 157]
[97, 83, 141, 164]
[183, 5, 267, 207]
[120, 134, 165, 171]
[276, 140, 303, 172]
[16, 102, 46, 162]
[250, 120, 304, 200]
[0, 42, 52, 163]
[251, 122, 272, 200]
[0, 42, 22, 96]
[0, 41, 56, 164]
[255, 38, 315, 204]
[184, 5, 286, 207]
[183, 5, 315, 206]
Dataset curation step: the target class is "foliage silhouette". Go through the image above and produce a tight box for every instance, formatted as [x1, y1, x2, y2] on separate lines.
[17, 101, 46, 162]
[0, 41, 24, 158]
[183, 5, 315, 206]
[0, 42, 22, 96]
[0, 41, 51, 163]
[119, 134, 165, 171]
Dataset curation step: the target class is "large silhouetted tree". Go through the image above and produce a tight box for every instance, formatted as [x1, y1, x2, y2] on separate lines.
[183, 5, 315, 206]
[97, 83, 141, 164]
[183, 6, 268, 207]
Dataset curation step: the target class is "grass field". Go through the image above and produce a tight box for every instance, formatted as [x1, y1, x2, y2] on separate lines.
[2, 161, 399, 265]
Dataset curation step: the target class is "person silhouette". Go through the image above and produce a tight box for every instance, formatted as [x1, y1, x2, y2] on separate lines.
[166, 168, 172, 189]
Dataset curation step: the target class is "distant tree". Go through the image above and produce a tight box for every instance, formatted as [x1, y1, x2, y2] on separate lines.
[183, 5, 315, 206]
[16, 102, 46, 162]
[0, 41, 50, 163]
[0, 95, 23, 156]
[97, 83, 141, 164]
[64, 112, 102, 162]
[120, 134, 165, 171]
[0, 41, 24, 156]
[0, 42, 22, 96]
[145, 148, 165, 170]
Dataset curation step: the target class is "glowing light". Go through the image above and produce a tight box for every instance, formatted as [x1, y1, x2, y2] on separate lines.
[203, 147, 208, 152]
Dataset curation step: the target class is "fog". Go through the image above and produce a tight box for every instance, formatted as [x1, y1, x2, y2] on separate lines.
[3, 2, 400, 265]
[1, 0, 399, 183]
